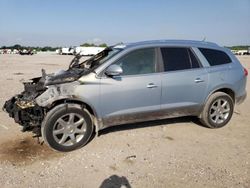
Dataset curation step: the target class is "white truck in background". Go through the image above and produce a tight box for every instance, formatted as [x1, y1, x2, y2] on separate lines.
[58, 47, 105, 56]
[74, 47, 105, 56]
[61, 47, 74, 55]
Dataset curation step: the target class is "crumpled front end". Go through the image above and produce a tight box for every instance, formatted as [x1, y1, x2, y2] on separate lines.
[3, 77, 46, 136]
[3, 67, 85, 137]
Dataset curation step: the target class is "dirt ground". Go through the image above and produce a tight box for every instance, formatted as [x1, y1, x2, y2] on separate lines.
[0, 53, 249, 188]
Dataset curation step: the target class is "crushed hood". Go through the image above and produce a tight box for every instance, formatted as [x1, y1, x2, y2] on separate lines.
[44, 68, 85, 86]
[24, 67, 88, 92]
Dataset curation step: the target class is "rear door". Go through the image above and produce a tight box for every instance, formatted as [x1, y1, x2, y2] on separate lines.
[160, 47, 208, 116]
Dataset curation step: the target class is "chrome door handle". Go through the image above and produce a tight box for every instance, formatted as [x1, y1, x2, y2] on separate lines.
[147, 83, 157, 88]
[194, 78, 204, 83]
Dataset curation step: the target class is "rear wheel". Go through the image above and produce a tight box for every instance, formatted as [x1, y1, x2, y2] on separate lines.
[200, 92, 234, 128]
[42, 103, 93, 152]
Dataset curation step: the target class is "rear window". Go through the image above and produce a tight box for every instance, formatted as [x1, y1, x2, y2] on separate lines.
[199, 48, 231, 66]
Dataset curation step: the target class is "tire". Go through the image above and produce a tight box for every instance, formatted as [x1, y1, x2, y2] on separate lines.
[42, 103, 94, 152]
[200, 92, 234, 128]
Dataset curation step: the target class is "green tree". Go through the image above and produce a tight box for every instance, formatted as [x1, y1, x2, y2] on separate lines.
[13, 44, 22, 50]
[81, 43, 96, 47]
[99, 43, 108, 47]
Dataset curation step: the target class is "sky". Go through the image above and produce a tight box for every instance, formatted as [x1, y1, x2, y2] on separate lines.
[0, 0, 249, 47]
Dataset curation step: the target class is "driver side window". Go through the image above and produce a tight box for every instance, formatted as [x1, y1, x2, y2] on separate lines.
[114, 48, 156, 76]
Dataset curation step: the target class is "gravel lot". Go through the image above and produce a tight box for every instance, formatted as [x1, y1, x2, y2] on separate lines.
[0, 53, 249, 188]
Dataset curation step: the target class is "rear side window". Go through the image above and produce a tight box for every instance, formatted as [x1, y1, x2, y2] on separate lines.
[161, 47, 200, 71]
[199, 48, 231, 66]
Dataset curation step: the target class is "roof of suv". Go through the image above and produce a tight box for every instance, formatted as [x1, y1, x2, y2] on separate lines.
[114, 40, 221, 50]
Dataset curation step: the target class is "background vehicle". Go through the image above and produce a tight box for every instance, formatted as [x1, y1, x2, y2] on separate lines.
[19, 49, 35, 55]
[3, 40, 247, 152]
[74, 46, 105, 56]
[61, 47, 74, 55]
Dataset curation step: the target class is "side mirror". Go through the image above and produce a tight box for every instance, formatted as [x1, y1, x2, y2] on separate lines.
[105, 64, 123, 76]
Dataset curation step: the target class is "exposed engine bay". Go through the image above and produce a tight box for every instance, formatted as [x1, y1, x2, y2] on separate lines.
[2, 68, 82, 137]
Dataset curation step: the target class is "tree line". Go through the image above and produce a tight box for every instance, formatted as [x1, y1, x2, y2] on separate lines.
[0, 43, 108, 52]
[0, 44, 59, 52]
[226, 46, 250, 50]
[80, 43, 108, 47]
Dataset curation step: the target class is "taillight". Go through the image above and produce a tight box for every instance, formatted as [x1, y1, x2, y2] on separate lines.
[244, 67, 248, 76]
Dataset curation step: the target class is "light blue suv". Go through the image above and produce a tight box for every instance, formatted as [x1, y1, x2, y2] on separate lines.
[3, 40, 247, 151]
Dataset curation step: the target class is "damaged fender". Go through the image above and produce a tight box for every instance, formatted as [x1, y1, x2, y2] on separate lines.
[35, 82, 79, 107]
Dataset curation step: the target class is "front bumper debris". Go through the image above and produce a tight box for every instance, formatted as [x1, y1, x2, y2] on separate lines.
[2, 73, 47, 136]
[3, 96, 44, 136]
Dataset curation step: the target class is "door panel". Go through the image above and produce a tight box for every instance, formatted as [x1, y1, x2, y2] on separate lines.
[100, 74, 161, 126]
[161, 68, 208, 115]
[160, 47, 208, 116]
[99, 47, 162, 127]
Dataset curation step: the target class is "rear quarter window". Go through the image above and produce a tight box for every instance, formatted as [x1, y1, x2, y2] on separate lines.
[199, 48, 232, 66]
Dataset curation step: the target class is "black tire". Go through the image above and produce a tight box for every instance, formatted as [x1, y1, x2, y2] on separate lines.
[42, 103, 94, 152]
[200, 92, 234, 128]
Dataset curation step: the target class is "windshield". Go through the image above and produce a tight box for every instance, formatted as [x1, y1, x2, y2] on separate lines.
[98, 48, 122, 65]
[72, 47, 122, 70]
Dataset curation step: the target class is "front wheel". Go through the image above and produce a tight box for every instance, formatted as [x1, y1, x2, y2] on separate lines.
[42, 103, 94, 152]
[200, 92, 234, 128]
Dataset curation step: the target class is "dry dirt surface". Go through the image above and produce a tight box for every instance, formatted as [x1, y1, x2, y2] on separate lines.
[0, 53, 249, 188]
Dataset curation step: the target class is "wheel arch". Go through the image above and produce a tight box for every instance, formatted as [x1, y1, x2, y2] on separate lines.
[49, 98, 99, 119]
[46, 98, 102, 133]
[199, 87, 235, 118]
[210, 88, 235, 103]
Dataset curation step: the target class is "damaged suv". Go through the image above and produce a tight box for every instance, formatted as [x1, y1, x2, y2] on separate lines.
[3, 40, 247, 152]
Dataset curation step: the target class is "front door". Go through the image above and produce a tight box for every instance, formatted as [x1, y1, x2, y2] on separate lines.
[99, 48, 162, 127]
